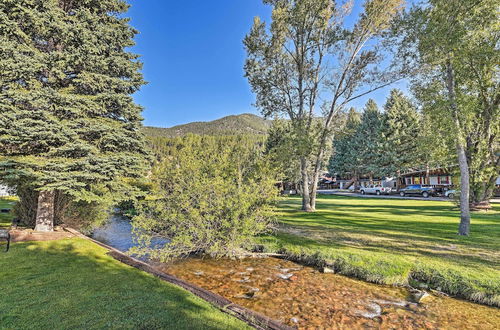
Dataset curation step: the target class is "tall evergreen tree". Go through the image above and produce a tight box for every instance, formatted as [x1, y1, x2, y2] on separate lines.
[329, 101, 385, 187]
[0, 0, 147, 231]
[380, 89, 420, 188]
[329, 108, 362, 186]
[355, 99, 384, 180]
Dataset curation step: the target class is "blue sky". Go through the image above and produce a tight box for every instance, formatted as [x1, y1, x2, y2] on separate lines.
[127, 1, 408, 128]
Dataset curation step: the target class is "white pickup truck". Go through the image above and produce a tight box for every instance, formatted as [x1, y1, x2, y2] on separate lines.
[360, 185, 392, 195]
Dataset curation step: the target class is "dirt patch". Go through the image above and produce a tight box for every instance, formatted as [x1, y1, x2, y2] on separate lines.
[9, 227, 75, 242]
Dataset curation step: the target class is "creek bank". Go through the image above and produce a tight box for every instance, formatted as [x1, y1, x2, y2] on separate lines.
[161, 255, 500, 329]
[77, 224, 290, 330]
[90, 216, 500, 329]
[255, 243, 500, 307]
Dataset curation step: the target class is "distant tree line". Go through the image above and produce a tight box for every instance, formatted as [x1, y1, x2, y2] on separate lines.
[329, 89, 421, 189]
[142, 114, 271, 138]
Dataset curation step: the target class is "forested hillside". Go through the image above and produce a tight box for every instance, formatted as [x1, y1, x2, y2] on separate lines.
[143, 113, 271, 137]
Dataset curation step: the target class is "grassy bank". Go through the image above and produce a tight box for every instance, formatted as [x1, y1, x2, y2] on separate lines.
[0, 238, 247, 329]
[259, 195, 500, 306]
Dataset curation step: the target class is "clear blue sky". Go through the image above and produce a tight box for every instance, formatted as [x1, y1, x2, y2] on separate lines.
[127, 1, 408, 128]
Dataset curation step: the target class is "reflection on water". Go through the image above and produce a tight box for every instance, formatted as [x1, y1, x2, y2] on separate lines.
[92, 215, 137, 251]
[91, 215, 167, 253]
[93, 216, 500, 329]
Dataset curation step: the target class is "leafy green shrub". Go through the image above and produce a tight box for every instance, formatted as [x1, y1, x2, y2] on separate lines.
[132, 134, 279, 260]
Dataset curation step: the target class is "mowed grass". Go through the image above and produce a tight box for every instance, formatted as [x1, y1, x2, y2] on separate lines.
[0, 238, 248, 329]
[259, 195, 500, 306]
[0, 196, 16, 228]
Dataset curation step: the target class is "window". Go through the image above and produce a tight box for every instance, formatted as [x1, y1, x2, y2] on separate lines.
[440, 176, 450, 184]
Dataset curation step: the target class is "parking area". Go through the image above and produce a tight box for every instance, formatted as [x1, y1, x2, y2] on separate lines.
[317, 190, 500, 203]
[317, 190, 452, 201]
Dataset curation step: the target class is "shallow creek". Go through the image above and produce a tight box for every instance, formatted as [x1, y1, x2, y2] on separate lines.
[93, 216, 500, 329]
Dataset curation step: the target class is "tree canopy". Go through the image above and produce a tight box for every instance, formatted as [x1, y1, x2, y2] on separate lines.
[245, 0, 404, 212]
[394, 0, 500, 234]
[0, 0, 148, 230]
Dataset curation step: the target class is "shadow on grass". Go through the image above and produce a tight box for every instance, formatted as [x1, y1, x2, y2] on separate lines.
[278, 224, 499, 269]
[274, 195, 500, 276]
[279, 196, 499, 244]
[0, 239, 244, 329]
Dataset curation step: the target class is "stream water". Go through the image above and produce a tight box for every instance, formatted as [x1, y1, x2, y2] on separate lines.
[92, 215, 137, 251]
[93, 216, 500, 329]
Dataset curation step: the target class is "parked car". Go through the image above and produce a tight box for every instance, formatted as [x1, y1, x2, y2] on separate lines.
[445, 190, 458, 199]
[399, 185, 436, 198]
[360, 185, 392, 195]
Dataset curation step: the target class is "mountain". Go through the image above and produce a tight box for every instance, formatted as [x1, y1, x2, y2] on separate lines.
[143, 113, 271, 137]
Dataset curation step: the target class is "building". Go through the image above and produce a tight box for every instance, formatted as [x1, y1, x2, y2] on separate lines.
[324, 174, 393, 190]
[400, 167, 455, 188]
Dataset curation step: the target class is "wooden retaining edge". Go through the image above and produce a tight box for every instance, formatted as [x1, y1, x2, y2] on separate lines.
[62, 227, 294, 330]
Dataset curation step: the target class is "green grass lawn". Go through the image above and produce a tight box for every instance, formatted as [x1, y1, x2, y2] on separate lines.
[259, 195, 500, 306]
[0, 196, 16, 228]
[0, 238, 248, 329]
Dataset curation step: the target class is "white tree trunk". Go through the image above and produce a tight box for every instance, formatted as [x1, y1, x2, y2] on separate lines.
[309, 168, 320, 211]
[456, 145, 471, 235]
[446, 58, 471, 235]
[34, 190, 55, 232]
[300, 157, 313, 212]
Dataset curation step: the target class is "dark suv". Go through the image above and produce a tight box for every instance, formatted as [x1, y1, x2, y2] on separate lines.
[399, 185, 436, 198]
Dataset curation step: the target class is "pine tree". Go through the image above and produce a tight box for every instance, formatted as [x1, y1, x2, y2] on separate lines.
[0, 0, 148, 231]
[355, 99, 384, 181]
[329, 108, 362, 184]
[264, 120, 301, 185]
[379, 89, 420, 188]
[329, 102, 385, 187]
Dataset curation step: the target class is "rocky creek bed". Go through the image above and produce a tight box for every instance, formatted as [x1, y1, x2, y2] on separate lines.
[160, 257, 500, 329]
[93, 216, 500, 329]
